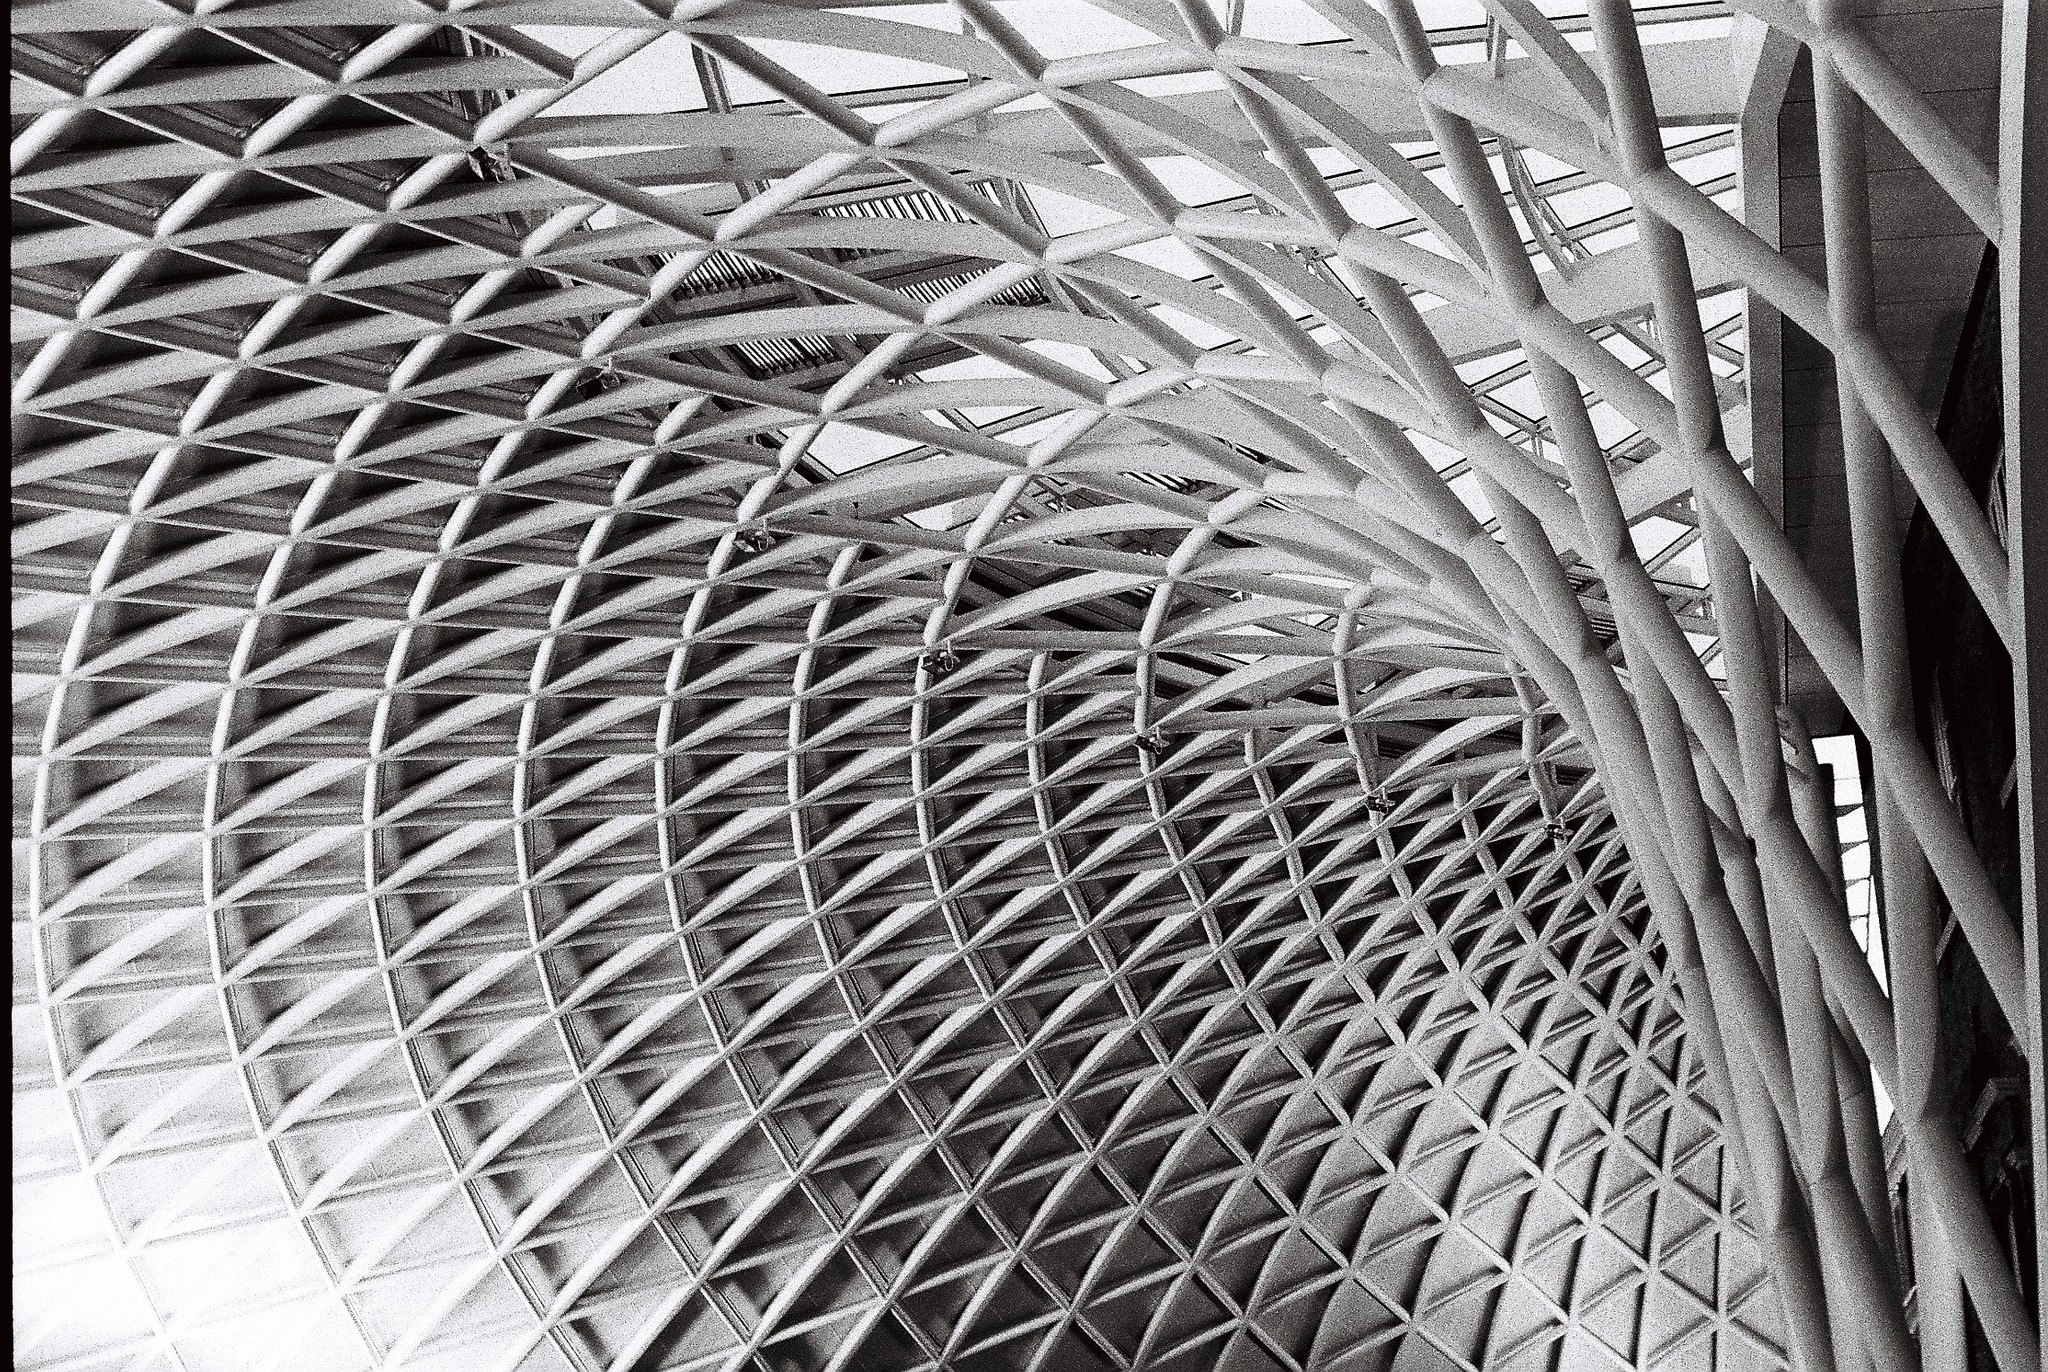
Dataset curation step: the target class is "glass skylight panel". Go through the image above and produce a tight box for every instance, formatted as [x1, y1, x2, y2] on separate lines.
[1021, 338, 1117, 381]
[1545, 181, 1632, 232]
[1115, 237, 1215, 281]
[994, 415, 1069, 447]
[1518, 149, 1581, 183]
[921, 354, 1024, 384]
[528, 34, 707, 115]
[1585, 400, 1640, 449]
[1448, 470, 1493, 522]
[988, 0, 1161, 58]
[1697, 290, 1745, 330]
[1301, 147, 1359, 179]
[745, 38, 962, 98]
[1409, 430, 1466, 474]
[1335, 183, 1409, 230]
[1149, 303, 1239, 349]
[1602, 332, 1656, 370]
[1565, 220, 1645, 257]
[1489, 375, 1546, 418]
[1138, 156, 1262, 210]
[810, 423, 921, 474]
[1235, 0, 1350, 44]
[1433, 38, 1492, 65]
[1021, 187, 1124, 237]
[1628, 515, 1688, 562]
[1678, 145, 1740, 187]
[1659, 539, 1710, 587]
[1406, 232, 1459, 263]
[1456, 352, 1521, 384]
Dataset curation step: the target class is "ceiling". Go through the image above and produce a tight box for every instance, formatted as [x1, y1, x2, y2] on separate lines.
[13, 2, 2018, 1370]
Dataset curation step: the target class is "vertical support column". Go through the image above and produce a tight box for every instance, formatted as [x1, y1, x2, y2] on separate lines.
[1999, 0, 2048, 1342]
[1806, 15, 1965, 1369]
[1732, 14, 1801, 701]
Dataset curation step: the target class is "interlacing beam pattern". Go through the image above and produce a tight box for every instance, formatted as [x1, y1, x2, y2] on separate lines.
[10, 1, 2033, 1370]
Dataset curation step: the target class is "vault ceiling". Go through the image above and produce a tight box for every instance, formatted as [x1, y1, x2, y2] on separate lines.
[12, 2, 2029, 1371]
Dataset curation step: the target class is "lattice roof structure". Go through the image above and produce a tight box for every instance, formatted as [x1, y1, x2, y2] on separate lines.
[11, 3, 2040, 1372]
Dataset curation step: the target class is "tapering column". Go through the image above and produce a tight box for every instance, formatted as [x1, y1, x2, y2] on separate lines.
[2000, 0, 2048, 1345]
[1810, 2, 2035, 1360]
